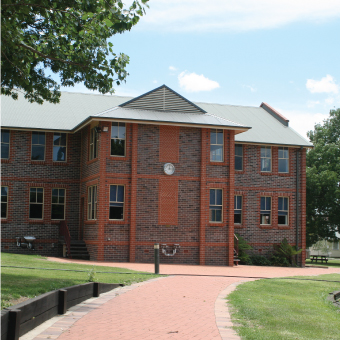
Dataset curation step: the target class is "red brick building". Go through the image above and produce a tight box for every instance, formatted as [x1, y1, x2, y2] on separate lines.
[1, 85, 312, 266]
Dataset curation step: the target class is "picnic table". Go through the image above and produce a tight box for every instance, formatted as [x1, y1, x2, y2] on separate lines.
[310, 255, 328, 263]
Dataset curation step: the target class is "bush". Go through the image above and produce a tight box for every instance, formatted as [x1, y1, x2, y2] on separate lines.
[235, 234, 253, 265]
[270, 255, 290, 267]
[249, 255, 271, 266]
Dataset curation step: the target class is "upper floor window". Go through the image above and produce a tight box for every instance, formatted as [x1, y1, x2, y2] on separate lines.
[235, 144, 243, 171]
[51, 188, 66, 220]
[109, 185, 125, 220]
[261, 146, 271, 172]
[278, 147, 289, 173]
[260, 196, 271, 225]
[111, 122, 126, 156]
[234, 195, 242, 224]
[89, 127, 99, 160]
[29, 188, 44, 219]
[1, 130, 10, 159]
[53, 133, 67, 162]
[210, 129, 223, 162]
[209, 188, 222, 222]
[88, 185, 97, 220]
[278, 197, 289, 225]
[31, 132, 45, 161]
[1, 186, 8, 219]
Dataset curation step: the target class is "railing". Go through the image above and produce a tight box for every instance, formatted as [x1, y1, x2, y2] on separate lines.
[234, 234, 239, 256]
[59, 221, 71, 258]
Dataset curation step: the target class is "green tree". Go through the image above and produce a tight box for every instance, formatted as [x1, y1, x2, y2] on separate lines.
[1, 0, 148, 104]
[306, 108, 340, 246]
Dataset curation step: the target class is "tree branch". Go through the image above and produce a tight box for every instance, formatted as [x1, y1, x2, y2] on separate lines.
[1, 51, 26, 78]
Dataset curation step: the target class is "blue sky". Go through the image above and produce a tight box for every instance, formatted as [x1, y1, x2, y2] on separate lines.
[63, 0, 340, 139]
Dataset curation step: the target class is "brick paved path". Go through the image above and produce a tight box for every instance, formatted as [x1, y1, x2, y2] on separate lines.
[26, 259, 339, 340]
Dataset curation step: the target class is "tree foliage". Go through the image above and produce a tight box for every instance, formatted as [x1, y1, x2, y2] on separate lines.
[1, 0, 148, 104]
[306, 108, 340, 246]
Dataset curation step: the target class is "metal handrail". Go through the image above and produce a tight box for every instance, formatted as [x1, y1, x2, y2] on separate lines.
[59, 221, 71, 258]
[234, 234, 239, 256]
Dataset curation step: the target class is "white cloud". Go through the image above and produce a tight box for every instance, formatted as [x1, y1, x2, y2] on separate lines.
[153, 80, 158, 84]
[243, 85, 257, 93]
[169, 66, 177, 71]
[139, 0, 340, 32]
[325, 97, 335, 105]
[178, 71, 220, 92]
[306, 75, 339, 94]
[307, 100, 321, 108]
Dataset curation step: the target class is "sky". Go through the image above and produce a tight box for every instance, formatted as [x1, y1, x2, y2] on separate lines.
[62, 0, 340, 139]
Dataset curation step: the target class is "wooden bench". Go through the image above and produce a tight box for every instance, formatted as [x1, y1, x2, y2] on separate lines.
[310, 255, 328, 263]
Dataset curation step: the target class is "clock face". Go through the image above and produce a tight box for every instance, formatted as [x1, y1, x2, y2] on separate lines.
[163, 163, 175, 175]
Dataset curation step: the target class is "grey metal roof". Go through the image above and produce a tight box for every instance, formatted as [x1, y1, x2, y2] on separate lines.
[90, 106, 248, 131]
[1, 90, 312, 147]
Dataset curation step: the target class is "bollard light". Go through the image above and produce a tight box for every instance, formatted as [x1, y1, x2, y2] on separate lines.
[154, 243, 159, 274]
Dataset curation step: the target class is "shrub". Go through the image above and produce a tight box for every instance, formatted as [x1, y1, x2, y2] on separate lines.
[235, 234, 252, 265]
[273, 238, 303, 266]
[249, 255, 271, 266]
[270, 254, 290, 267]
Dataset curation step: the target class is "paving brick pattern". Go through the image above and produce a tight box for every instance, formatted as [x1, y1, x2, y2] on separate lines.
[30, 259, 339, 340]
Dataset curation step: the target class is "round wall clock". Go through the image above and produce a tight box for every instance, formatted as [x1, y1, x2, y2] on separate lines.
[163, 163, 175, 175]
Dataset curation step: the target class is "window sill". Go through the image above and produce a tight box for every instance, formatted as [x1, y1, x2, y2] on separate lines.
[1, 218, 8, 223]
[235, 170, 245, 174]
[108, 220, 126, 225]
[278, 173, 291, 177]
[87, 158, 98, 165]
[260, 172, 273, 176]
[259, 224, 273, 229]
[85, 220, 97, 225]
[51, 220, 65, 224]
[209, 222, 223, 227]
[210, 161, 225, 166]
[30, 161, 47, 165]
[28, 220, 45, 224]
[234, 224, 246, 229]
[278, 225, 291, 230]
[1, 159, 11, 163]
[110, 155, 127, 161]
[52, 162, 69, 166]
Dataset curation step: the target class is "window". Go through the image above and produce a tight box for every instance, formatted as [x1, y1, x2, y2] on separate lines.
[260, 196, 271, 225]
[1, 186, 8, 218]
[333, 241, 339, 250]
[209, 189, 222, 222]
[1, 130, 10, 159]
[51, 189, 65, 220]
[234, 195, 242, 224]
[109, 185, 124, 220]
[261, 146, 271, 172]
[111, 123, 126, 156]
[88, 186, 97, 220]
[31, 132, 45, 161]
[235, 144, 243, 171]
[89, 127, 99, 160]
[210, 129, 223, 162]
[29, 188, 44, 219]
[53, 133, 67, 161]
[278, 197, 289, 225]
[278, 147, 289, 173]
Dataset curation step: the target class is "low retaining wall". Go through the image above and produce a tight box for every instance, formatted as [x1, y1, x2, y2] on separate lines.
[1, 282, 122, 340]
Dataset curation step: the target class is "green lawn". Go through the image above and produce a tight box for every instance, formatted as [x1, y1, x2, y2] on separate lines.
[306, 258, 340, 268]
[228, 273, 340, 340]
[1, 253, 159, 309]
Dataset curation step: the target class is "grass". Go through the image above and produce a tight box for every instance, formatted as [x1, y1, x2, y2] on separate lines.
[228, 273, 340, 340]
[305, 258, 340, 268]
[1, 253, 159, 309]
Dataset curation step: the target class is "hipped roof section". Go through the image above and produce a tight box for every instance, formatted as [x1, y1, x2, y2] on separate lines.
[1, 85, 313, 147]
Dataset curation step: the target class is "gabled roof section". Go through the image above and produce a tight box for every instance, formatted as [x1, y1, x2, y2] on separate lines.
[119, 84, 207, 114]
[260, 102, 289, 127]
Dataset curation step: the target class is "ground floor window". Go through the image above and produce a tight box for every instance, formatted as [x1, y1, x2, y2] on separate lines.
[1, 186, 8, 218]
[234, 195, 242, 224]
[260, 196, 271, 225]
[278, 197, 289, 225]
[29, 188, 44, 219]
[51, 188, 66, 220]
[210, 189, 222, 222]
[109, 185, 124, 220]
[88, 186, 97, 220]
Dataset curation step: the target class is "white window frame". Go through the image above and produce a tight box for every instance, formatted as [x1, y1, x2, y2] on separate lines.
[234, 195, 242, 224]
[89, 127, 99, 160]
[210, 129, 224, 162]
[278, 196, 289, 225]
[87, 185, 97, 220]
[51, 188, 66, 220]
[31, 132, 46, 161]
[111, 122, 126, 157]
[1, 130, 10, 160]
[260, 146, 272, 172]
[260, 196, 271, 225]
[235, 144, 243, 171]
[53, 133, 67, 162]
[29, 187, 44, 220]
[209, 188, 223, 222]
[278, 147, 289, 173]
[109, 185, 125, 220]
[1, 186, 8, 219]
